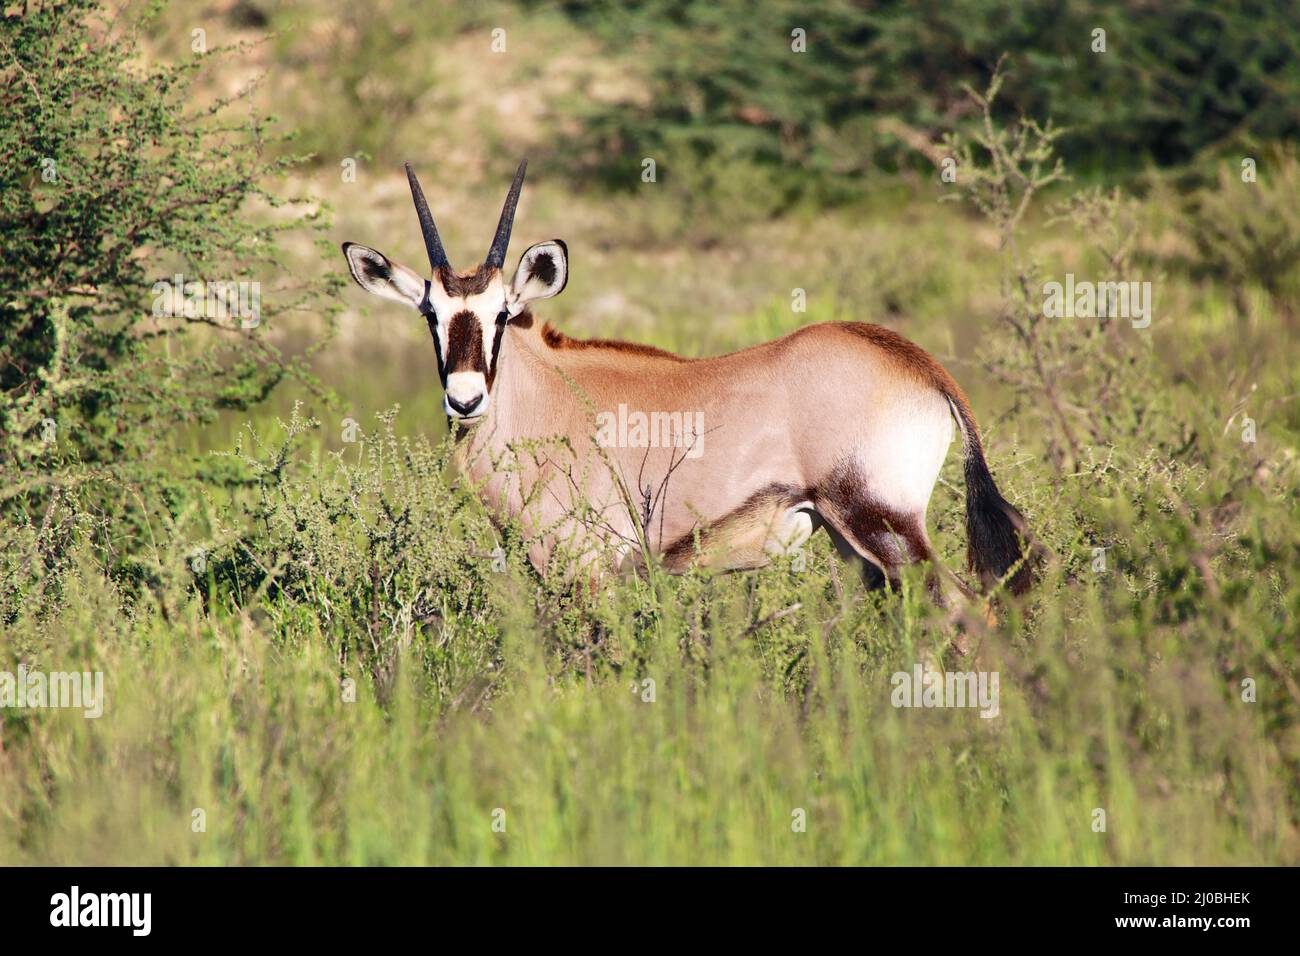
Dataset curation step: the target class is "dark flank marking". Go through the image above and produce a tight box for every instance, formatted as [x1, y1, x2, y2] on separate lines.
[812, 460, 930, 571]
[661, 482, 806, 568]
[444, 310, 486, 374]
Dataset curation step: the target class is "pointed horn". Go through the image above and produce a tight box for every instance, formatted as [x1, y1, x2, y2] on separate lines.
[484, 159, 527, 269]
[404, 162, 450, 273]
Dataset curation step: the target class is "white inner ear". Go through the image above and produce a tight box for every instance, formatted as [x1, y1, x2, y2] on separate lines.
[344, 244, 426, 308]
[508, 241, 567, 314]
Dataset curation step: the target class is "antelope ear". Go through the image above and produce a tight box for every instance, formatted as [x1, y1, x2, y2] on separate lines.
[342, 242, 427, 309]
[507, 240, 568, 315]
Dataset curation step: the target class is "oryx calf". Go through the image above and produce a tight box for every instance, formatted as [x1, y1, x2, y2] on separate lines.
[342, 162, 1035, 599]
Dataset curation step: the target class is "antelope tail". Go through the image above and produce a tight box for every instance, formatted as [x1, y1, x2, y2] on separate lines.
[944, 394, 1037, 596]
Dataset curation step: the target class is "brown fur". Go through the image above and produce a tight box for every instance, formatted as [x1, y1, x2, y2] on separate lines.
[539, 323, 688, 362]
[661, 482, 806, 570]
[813, 459, 933, 579]
[839, 323, 983, 455]
[446, 316, 1030, 603]
[444, 310, 486, 375]
[533, 319, 971, 392]
[435, 264, 498, 297]
[343, 181, 1035, 609]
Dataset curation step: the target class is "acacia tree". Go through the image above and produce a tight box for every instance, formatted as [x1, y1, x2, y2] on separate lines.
[0, 0, 339, 605]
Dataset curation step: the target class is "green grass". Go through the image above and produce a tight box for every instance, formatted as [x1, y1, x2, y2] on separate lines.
[2, 1, 1298, 867]
[7, 178, 1299, 863]
[8, 177, 1300, 865]
[2, 559, 1293, 864]
[3, 341, 1297, 864]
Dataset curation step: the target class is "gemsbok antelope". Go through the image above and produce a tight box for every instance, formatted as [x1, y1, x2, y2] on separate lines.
[342, 161, 1035, 606]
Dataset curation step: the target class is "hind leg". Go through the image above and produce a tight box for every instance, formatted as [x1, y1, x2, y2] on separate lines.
[812, 461, 980, 614]
[815, 496, 937, 596]
[817, 499, 987, 658]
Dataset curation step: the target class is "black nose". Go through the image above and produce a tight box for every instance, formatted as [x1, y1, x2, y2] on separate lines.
[447, 393, 483, 416]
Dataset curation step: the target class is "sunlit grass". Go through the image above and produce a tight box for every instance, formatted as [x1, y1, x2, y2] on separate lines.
[3, 1, 1297, 868]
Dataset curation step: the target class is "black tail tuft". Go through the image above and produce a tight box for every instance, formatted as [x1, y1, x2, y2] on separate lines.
[947, 397, 1036, 596]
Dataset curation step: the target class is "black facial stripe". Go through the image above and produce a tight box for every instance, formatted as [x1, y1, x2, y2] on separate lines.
[487, 320, 506, 388]
[423, 311, 447, 388]
[419, 282, 448, 388]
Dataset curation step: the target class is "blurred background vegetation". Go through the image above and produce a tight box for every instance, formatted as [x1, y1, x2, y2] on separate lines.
[1, 0, 1297, 864]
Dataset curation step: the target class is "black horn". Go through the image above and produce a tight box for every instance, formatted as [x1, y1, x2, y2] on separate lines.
[405, 162, 450, 273]
[484, 160, 527, 269]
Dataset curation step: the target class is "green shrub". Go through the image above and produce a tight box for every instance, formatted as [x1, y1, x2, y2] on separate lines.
[0, 0, 339, 605]
[1182, 145, 1300, 315]
[1, 0, 1297, 866]
[536, 0, 1300, 210]
[212, 406, 503, 708]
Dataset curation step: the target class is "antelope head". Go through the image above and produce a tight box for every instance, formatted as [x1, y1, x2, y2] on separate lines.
[342, 161, 569, 421]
